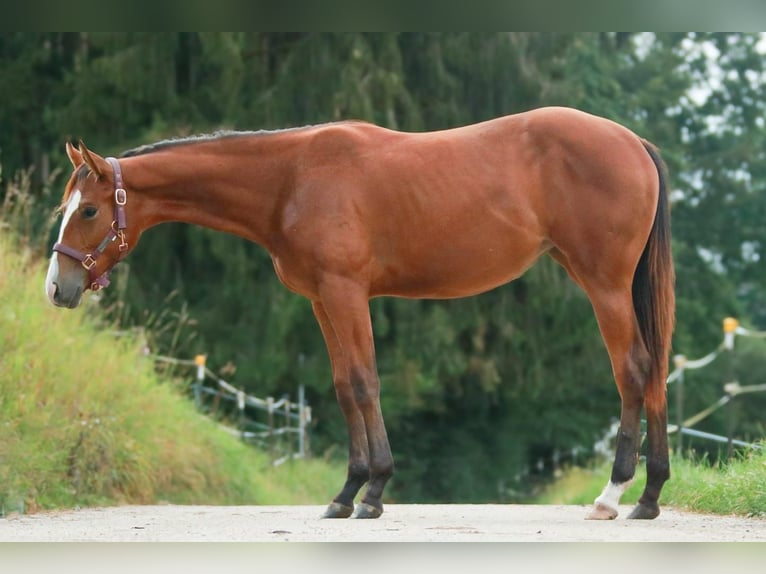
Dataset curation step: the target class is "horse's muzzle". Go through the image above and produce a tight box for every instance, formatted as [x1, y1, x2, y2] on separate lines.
[49, 281, 83, 309]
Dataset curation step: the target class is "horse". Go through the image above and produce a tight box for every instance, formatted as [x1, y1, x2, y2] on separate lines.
[45, 106, 675, 521]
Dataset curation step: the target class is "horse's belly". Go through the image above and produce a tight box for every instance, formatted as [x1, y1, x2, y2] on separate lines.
[373, 237, 547, 299]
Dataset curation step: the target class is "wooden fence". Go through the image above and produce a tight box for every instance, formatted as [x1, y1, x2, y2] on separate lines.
[666, 317, 765, 457]
[151, 354, 311, 466]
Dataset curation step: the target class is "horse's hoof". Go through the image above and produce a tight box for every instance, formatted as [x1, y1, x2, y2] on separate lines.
[627, 503, 660, 520]
[585, 502, 618, 520]
[321, 502, 354, 518]
[351, 502, 383, 519]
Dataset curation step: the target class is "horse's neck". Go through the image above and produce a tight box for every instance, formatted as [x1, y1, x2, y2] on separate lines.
[124, 137, 298, 249]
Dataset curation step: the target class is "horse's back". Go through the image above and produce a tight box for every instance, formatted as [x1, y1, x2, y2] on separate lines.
[312, 106, 657, 218]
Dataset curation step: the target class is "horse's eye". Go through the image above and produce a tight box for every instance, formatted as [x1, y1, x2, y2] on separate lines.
[81, 206, 98, 219]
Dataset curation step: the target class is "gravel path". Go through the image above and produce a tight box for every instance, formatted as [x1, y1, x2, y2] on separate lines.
[1, 503, 763, 542]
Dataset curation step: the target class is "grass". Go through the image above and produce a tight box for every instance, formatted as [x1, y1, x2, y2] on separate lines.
[0, 231, 343, 515]
[535, 448, 766, 517]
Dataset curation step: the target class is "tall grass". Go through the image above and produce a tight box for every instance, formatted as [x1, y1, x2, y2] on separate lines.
[535, 449, 766, 517]
[0, 171, 343, 515]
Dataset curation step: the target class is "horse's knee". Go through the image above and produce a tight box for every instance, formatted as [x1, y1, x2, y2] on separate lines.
[349, 366, 379, 407]
[334, 380, 357, 410]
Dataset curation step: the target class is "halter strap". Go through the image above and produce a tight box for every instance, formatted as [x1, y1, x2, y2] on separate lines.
[108, 156, 128, 231]
[52, 157, 129, 291]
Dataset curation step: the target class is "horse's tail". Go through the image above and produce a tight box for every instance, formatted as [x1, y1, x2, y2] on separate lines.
[635, 139, 675, 412]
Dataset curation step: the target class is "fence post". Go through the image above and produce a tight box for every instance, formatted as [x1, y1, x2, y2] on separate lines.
[284, 398, 292, 461]
[193, 354, 206, 410]
[267, 397, 275, 463]
[237, 389, 246, 441]
[673, 354, 686, 456]
[723, 317, 739, 460]
[298, 384, 305, 459]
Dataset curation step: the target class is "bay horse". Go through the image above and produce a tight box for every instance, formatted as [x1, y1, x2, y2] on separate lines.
[45, 106, 675, 520]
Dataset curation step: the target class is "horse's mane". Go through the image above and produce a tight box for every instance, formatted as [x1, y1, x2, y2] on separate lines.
[119, 123, 359, 158]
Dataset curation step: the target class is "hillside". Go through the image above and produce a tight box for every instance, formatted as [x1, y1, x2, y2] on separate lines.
[0, 233, 341, 515]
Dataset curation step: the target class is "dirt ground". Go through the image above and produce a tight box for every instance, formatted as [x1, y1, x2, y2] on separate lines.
[0, 503, 763, 542]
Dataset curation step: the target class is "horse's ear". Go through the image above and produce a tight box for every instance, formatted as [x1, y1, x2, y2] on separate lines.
[78, 139, 110, 180]
[65, 141, 83, 168]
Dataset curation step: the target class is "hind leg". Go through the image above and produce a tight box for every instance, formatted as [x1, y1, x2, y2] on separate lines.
[585, 287, 650, 520]
[552, 248, 650, 520]
[628, 382, 669, 519]
[574, 274, 670, 520]
[591, 295, 650, 519]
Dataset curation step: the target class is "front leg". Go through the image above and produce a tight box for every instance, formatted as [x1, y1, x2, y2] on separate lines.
[323, 385, 370, 518]
[313, 302, 371, 518]
[313, 278, 394, 519]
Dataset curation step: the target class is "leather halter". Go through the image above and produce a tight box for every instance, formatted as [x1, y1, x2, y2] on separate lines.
[52, 157, 129, 291]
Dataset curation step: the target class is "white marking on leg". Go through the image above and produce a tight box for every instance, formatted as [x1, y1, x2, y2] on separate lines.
[594, 479, 633, 513]
[45, 190, 81, 303]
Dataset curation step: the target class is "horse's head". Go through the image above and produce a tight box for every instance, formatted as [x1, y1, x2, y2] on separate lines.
[45, 141, 137, 308]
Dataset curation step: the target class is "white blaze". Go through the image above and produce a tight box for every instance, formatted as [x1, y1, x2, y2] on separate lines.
[45, 190, 81, 303]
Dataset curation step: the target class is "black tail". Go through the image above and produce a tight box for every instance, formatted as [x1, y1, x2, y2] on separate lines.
[635, 139, 675, 411]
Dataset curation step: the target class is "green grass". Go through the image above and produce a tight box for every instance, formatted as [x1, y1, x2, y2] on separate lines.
[535, 448, 766, 517]
[0, 232, 343, 514]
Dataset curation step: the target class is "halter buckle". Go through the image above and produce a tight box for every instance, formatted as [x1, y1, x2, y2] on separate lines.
[118, 230, 129, 252]
[82, 254, 97, 270]
[115, 188, 127, 205]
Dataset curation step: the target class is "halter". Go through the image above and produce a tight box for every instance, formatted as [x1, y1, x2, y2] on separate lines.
[52, 157, 129, 291]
